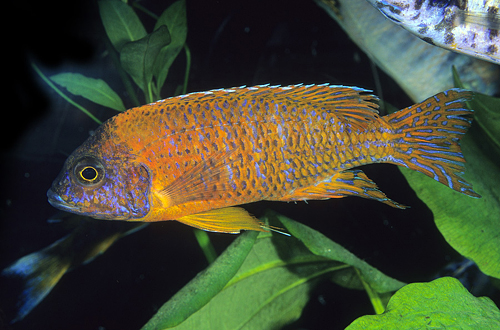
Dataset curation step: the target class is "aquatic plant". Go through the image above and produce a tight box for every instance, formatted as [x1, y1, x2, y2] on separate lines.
[34, 0, 189, 125]
[26, 0, 500, 329]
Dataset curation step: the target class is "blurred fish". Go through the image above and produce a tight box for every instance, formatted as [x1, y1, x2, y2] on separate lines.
[1, 215, 145, 323]
[366, 0, 500, 64]
[316, 0, 500, 103]
[47, 85, 480, 233]
[435, 257, 494, 296]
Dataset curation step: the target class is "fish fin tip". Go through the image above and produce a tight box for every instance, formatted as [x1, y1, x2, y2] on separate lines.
[176, 207, 266, 233]
[387, 89, 479, 197]
[259, 223, 291, 236]
[2, 240, 72, 323]
[266, 84, 380, 130]
[279, 169, 404, 208]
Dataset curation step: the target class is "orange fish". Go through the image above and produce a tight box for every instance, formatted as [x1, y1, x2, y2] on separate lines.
[47, 85, 480, 233]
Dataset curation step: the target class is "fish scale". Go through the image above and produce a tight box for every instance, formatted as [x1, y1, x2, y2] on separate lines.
[109, 86, 389, 210]
[365, 0, 500, 64]
[48, 84, 480, 233]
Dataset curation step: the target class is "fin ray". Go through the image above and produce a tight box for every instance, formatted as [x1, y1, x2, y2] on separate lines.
[176, 207, 267, 233]
[194, 85, 381, 130]
[387, 88, 480, 198]
[270, 85, 381, 130]
[160, 148, 240, 206]
[279, 169, 406, 208]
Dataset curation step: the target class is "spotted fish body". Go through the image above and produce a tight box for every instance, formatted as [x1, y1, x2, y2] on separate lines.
[48, 85, 480, 233]
[367, 0, 500, 64]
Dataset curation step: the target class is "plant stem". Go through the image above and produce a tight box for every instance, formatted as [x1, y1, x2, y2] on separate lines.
[193, 229, 217, 264]
[31, 62, 102, 125]
[182, 44, 191, 95]
[132, 1, 159, 20]
[355, 267, 385, 314]
[146, 80, 154, 103]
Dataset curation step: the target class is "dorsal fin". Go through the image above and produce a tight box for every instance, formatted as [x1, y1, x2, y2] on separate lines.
[175, 84, 381, 130]
[270, 84, 381, 129]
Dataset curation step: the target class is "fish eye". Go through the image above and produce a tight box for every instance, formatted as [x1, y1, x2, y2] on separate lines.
[80, 166, 98, 181]
[73, 157, 105, 186]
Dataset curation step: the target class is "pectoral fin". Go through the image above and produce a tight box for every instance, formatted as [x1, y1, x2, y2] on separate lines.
[159, 149, 240, 207]
[176, 207, 268, 233]
[279, 169, 406, 209]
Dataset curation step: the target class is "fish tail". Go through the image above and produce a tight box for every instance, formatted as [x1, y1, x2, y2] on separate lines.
[1, 235, 73, 323]
[386, 88, 480, 198]
[1, 219, 145, 323]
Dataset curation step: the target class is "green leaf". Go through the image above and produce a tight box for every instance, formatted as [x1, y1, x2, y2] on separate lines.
[453, 66, 500, 153]
[141, 230, 259, 330]
[271, 211, 406, 293]
[120, 25, 171, 97]
[396, 69, 500, 279]
[143, 213, 403, 330]
[98, 0, 147, 51]
[50, 72, 125, 111]
[153, 0, 188, 93]
[399, 131, 500, 279]
[346, 277, 500, 329]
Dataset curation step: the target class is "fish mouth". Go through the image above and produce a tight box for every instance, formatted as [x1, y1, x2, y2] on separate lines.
[46, 188, 134, 220]
[47, 189, 81, 213]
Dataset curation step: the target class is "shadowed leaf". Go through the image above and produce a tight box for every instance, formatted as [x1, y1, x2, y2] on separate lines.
[386, 72, 500, 279]
[453, 66, 500, 153]
[400, 130, 500, 279]
[153, 0, 188, 93]
[120, 25, 171, 94]
[272, 211, 405, 293]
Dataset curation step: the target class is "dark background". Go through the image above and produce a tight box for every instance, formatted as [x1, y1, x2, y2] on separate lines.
[2, 0, 496, 329]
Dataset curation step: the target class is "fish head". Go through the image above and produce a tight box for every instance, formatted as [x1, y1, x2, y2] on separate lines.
[47, 128, 151, 220]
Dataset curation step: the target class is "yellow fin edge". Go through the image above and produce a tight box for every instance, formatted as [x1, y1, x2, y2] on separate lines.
[176, 207, 289, 235]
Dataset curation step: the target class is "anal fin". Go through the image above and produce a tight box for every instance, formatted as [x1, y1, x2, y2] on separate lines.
[279, 170, 406, 209]
[176, 207, 268, 234]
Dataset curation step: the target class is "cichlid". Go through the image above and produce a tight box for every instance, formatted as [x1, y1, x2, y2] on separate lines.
[366, 0, 500, 64]
[47, 84, 480, 233]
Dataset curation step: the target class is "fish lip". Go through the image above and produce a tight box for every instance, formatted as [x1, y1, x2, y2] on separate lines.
[46, 188, 133, 220]
[47, 189, 80, 213]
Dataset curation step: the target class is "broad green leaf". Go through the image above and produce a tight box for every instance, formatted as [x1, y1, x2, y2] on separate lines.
[144, 229, 335, 329]
[141, 230, 258, 330]
[98, 0, 147, 51]
[153, 0, 188, 93]
[389, 71, 500, 279]
[50, 72, 125, 111]
[470, 93, 500, 152]
[270, 211, 406, 293]
[400, 130, 500, 279]
[143, 213, 403, 330]
[453, 66, 500, 153]
[346, 277, 500, 329]
[120, 25, 171, 94]
[386, 70, 500, 278]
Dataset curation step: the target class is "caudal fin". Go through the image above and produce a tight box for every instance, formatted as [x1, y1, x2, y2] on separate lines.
[386, 88, 480, 198]
[1, 235, 73, 323]
[1, 218, 146, 323]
